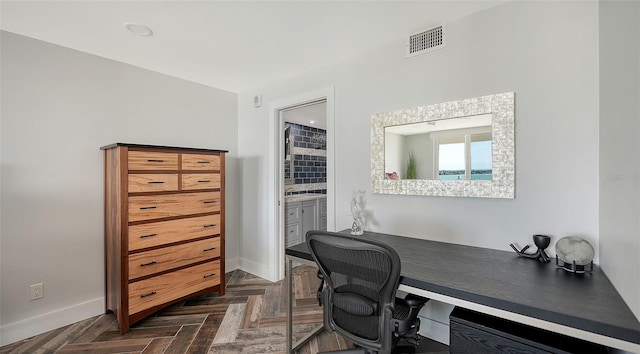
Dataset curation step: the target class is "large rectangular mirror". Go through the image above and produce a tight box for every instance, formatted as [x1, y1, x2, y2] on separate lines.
[371, 92, 514, 198]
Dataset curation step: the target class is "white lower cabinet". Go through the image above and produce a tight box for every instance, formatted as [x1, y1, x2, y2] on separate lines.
[285, 197, 326, 247]
[319, 198, 327, 230]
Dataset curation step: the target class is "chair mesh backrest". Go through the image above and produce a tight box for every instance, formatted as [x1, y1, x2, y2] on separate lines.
[307, 232, 400, 341]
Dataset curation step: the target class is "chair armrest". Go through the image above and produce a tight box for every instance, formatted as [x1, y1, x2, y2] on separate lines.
[404, 294, 428, 308]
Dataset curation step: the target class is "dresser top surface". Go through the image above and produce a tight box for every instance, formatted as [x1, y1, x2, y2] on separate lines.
[100, 143, 228, 153]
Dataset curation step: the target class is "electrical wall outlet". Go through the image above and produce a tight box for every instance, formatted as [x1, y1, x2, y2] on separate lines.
[30, 283, 43, 300]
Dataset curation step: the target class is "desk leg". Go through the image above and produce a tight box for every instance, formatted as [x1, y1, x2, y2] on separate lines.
[286, 256, 324, 353]
[286, 256, 293, 353]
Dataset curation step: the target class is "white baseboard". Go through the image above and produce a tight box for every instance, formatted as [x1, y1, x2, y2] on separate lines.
[0, 259, 243, 347]
[238, 257, 274, 282]
[225, 257, 239, 272]
[0, 297, 104, 347]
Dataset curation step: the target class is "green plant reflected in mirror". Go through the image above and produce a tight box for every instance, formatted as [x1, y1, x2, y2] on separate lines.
[406, 151, 417, 179]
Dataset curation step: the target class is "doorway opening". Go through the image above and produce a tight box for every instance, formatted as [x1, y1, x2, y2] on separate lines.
[270, 87, 335, 281]
[282, 101, 328, 248]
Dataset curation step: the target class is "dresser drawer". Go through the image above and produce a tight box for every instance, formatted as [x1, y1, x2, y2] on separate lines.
[128, 151, 178, 170]
[129, 238, 220, 280]
[182, 173, 221, 190]
[129, 214, 220, 251]
[128, 192, 220, 222]
[182, 154, 220, 171]
[128, 174, 178, 193]
[129, 260, 220, 315]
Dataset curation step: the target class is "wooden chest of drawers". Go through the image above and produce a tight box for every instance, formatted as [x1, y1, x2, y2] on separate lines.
[102, 143, 227, 334]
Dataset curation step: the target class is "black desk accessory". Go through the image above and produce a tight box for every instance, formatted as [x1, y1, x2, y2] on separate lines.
[510, 234, 551, 263]
[555, 255, 594, 273]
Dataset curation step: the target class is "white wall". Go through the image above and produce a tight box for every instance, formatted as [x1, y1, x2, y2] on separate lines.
[238, 0, 603, 341]
[0, 31, 239, 344]
[239, 0, 599, 267]
[599, 0, 640, 320]
[405, 134, 434, 180]
[384, 132, 404, 178]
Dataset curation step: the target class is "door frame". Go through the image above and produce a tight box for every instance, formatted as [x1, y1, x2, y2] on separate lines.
[268, 87, 335, 281]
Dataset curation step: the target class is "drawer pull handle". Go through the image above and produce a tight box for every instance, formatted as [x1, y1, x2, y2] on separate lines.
[140, 261, 157, 267]
[203, 247, 217, 252]
[289, 230, 294, 233]
[140, 206, 157, 210]
[197, 161, 210, 164]
[203, 273, 216, 279]
[147, 159, 164, 163]
[140, 291, 157, 298]
[289, 212, 294, 216]
[203, 201, 217, 204]
[197, 180, 210, 183]
[140, 233, 158, 239]
[204, 224, 217, 228]
[148, 181, 164, 184]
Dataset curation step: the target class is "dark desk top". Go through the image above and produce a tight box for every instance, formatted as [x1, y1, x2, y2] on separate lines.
[286, 230, 640, 346]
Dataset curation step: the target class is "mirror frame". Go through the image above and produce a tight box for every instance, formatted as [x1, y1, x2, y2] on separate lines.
[371, 92, 515, 198]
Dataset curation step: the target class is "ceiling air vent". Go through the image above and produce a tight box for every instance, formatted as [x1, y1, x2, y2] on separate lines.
[406, 24, 446, 58]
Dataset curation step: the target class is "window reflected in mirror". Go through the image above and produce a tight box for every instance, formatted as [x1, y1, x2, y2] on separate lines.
[384, 114, 492, 180]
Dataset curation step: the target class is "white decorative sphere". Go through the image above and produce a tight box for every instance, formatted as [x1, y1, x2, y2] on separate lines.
[555, 236, 595, 265]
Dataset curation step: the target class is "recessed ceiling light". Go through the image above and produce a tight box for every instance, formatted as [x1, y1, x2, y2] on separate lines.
[124, 22, 153, 36]
[309, 120, 317, 124]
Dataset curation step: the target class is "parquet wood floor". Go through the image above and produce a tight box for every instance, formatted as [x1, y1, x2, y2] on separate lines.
[0, 266, 448, 354]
